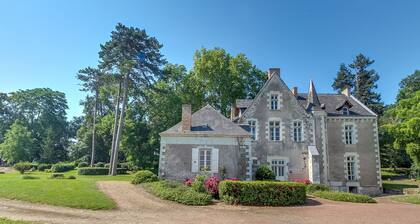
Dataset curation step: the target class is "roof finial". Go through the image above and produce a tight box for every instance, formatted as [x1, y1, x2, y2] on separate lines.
[307, 80, 321, 109]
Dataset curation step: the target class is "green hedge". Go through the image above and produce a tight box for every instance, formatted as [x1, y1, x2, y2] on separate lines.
[312, 191, 376, 203]
[38, 163, 52, 171]
[78, 167, 127, 175]
[131, 170, 158, 184]
[13, 162, 33, 174]
[51, 163, 75, 172]
[306, 184, 330, 194]
[219, 180, 306, 206]
[143, 181, 212, 205]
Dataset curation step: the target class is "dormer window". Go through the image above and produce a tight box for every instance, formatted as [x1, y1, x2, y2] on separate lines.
[342, 107, 350, 115]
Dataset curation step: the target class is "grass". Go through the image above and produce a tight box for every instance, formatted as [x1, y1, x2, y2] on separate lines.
[0, 170, 133, 210]
[0, 217, 33, 224]
[390, 194, 420, 205]
[312, 191, 376, 203]
[382, 179, 419, 191]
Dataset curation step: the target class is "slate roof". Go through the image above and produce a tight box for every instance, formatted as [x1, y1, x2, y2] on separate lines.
[160, 104, 252, 137]
[296, 93, 375, 117]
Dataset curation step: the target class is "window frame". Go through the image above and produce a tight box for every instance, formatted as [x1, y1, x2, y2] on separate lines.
[247, 119, 258, 140]
[344, 124, 354, 145]
[293, 120, 303, 142]
[342, 107, 350, 115]
[270, 93, 279, 110]
[199, 148, 211, 172]
[269, 120, 281, 141]
[346, 155, 357, 181]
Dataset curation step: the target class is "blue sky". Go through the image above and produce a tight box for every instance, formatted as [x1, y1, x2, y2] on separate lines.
[1, 0, 419, 119]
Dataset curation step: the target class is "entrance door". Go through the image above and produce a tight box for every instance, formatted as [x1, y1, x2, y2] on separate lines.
[270, 159, 288, 181]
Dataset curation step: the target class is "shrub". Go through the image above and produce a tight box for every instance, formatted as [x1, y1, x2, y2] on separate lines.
[0, 171, 5, 174]
[184, 178, 193, 186]
[78, 167, 127, 175]
[38, 163, 52, 171]
[204, 176, 220, 198]
[22, 175, 40, 179]
[192, 175, 206, 193]
[104, 163, 110, 168]
[143, 181, 212, 205]
[95, 162, 105, 167]
[312, 191, 376, 203]
[291, 178, 311, 185]
[77, 162, 89, 168]
[14, 162, 33, 174]
[30, 163, 38, 170]
[219, 180, 306, 206]
[45, 169, 52, 173]
[51, 163, 75, 172]
[224, 177, 240, 181]
[255, 165, 276, 180]
[119, 162, 130, 169]
[67, 175, 76, 179]
[306, 184, 330, 194]
[49, 173, 65, 179]
[131, 170, 158, 184]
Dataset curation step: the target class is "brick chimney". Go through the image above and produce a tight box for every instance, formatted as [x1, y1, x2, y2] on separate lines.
[341, 86, 350, 97]
[181, 104, 191, 132]
[267, 68, 280, 79]
[291, 87, 298, 96]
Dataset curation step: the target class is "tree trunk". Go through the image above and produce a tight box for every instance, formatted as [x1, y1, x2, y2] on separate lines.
[109, 81, 122, 175]
[110, 74, 129, 176]
[90, 91, 98, 167]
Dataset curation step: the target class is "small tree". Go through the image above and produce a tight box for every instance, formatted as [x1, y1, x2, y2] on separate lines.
[0, 121, 35, 163]
[14, 162, 32, 174]
[255, 165, 276, 180]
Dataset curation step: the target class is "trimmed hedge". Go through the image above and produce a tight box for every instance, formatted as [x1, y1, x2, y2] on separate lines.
[78, 167, 127, 175]
[143, 181, 212, 205]
[49, 173, 65, 179]
[77, 162, 89, 168]
[38, 163, 52, 171]
[95, 162, 105, 167]
[22, 175, 40, 179]
[306, 184, 330, 194]
[219, 180, 306, 206]
[312, 191, 376, 203]
[131, 170, 158, 184]
[14, 162, 33, 174]
[51, 163, 75, 172]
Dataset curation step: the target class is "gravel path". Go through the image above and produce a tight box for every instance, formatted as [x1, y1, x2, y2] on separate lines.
[0, 181, 419, 224]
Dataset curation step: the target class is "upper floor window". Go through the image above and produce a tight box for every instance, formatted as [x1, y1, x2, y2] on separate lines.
[344, 124, 354, 144]
[270, 94, 279, 110]
[269, 121, 281, 141]
[199, 148, 211, 171]
[248, 119, 257, 140]
[346, 156, 357, 181]
[342, 107, 350, 115]
[293, 121, 303, 142]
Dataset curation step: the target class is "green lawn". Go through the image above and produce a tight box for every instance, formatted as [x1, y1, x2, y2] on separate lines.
[0, 170, 132, 210]
[0, 217, 33, 224]
[382, 179, 419, 191]
[391, 194, 420, 205]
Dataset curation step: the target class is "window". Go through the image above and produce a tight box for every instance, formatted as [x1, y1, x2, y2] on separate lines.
[270, 94, 279, 110]
[271, 159, 286, 179]
[248, 120, 257, 140]
[199, 148, 211, 171]
[269, 121, 281, 141]
[293, 121, 303, 142]
[342, 107, 350, 115]
[346, 156, 357, 181]
[344, 124, 354, 144]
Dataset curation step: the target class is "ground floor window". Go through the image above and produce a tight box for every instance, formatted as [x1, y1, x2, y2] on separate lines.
[346, 156, 357, 181]
[199, 148, 211, 171]
[348, 186, 358, 193]
[270, 159, 286, 179]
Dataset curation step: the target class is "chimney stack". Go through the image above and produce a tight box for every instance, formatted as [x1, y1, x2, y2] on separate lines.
[181, 104, 191, 132]
[291, 87, 298, 96]
[341, 87, 350, 97]
[267, 68, 280, 79]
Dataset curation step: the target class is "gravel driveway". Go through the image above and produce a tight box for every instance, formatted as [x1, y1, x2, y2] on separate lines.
[0, 181, 418, 224]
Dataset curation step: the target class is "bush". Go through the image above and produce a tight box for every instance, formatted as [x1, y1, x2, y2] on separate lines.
[204, 176, 220, 198]
[14, 162, 33, 174]
[104, 163, 110, 168]
[306, 184, 330, 194]
[291, 178, 311, 185]
[49, 173, 65, 179]
[45, 169, 52, 173]
[143, 181, 212, 205]
[22, 175, 40, 179]
[67, 175, 76, 179]
[312, 191, 376, 203]
[255, 165, 276, 180]
[77, 167, 127, 175]
[0, 171, 5, 174]
[77, 162, 89, 168]
[192, 175, 206, 193]
[51, 163, 75, 172]
[184, 178, 193, 186]
[219, 180, 306, 206]
[30, 163, 38, 170]
[38, 163, 52, 171]
[131, 170, 158, 184]
[119, 162, 130, 169]
[95, 162, 105, 167]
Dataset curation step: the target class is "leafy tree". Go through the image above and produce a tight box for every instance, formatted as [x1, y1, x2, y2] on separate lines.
[0, 93, 13, 143]
[0, 121, 36, 163]
[396, 70, 420, 101]
[99, 23, 166, 175]
[332, 54, 384, 115]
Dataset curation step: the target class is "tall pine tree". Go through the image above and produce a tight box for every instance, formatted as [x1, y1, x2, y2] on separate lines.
[332, 54, 384, 115]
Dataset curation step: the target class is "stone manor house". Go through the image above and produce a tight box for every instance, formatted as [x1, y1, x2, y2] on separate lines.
[159, 68, 382, 195]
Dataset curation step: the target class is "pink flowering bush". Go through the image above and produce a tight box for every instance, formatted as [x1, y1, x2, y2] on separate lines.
[184, 178, 193, 187]
[204, 176, 220, 198]
[291, 178, 311, 185]
[224, 177, 240, 181]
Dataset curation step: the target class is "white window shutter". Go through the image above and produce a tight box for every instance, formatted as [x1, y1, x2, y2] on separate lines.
[211, 148, 219, 173]
[191, 148, 198, 172]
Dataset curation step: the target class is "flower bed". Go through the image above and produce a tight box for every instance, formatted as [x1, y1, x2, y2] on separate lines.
[219, 180, 306, 206]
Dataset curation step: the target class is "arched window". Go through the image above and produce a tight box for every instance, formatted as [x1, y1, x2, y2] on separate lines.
[342, 107, 350, 115]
